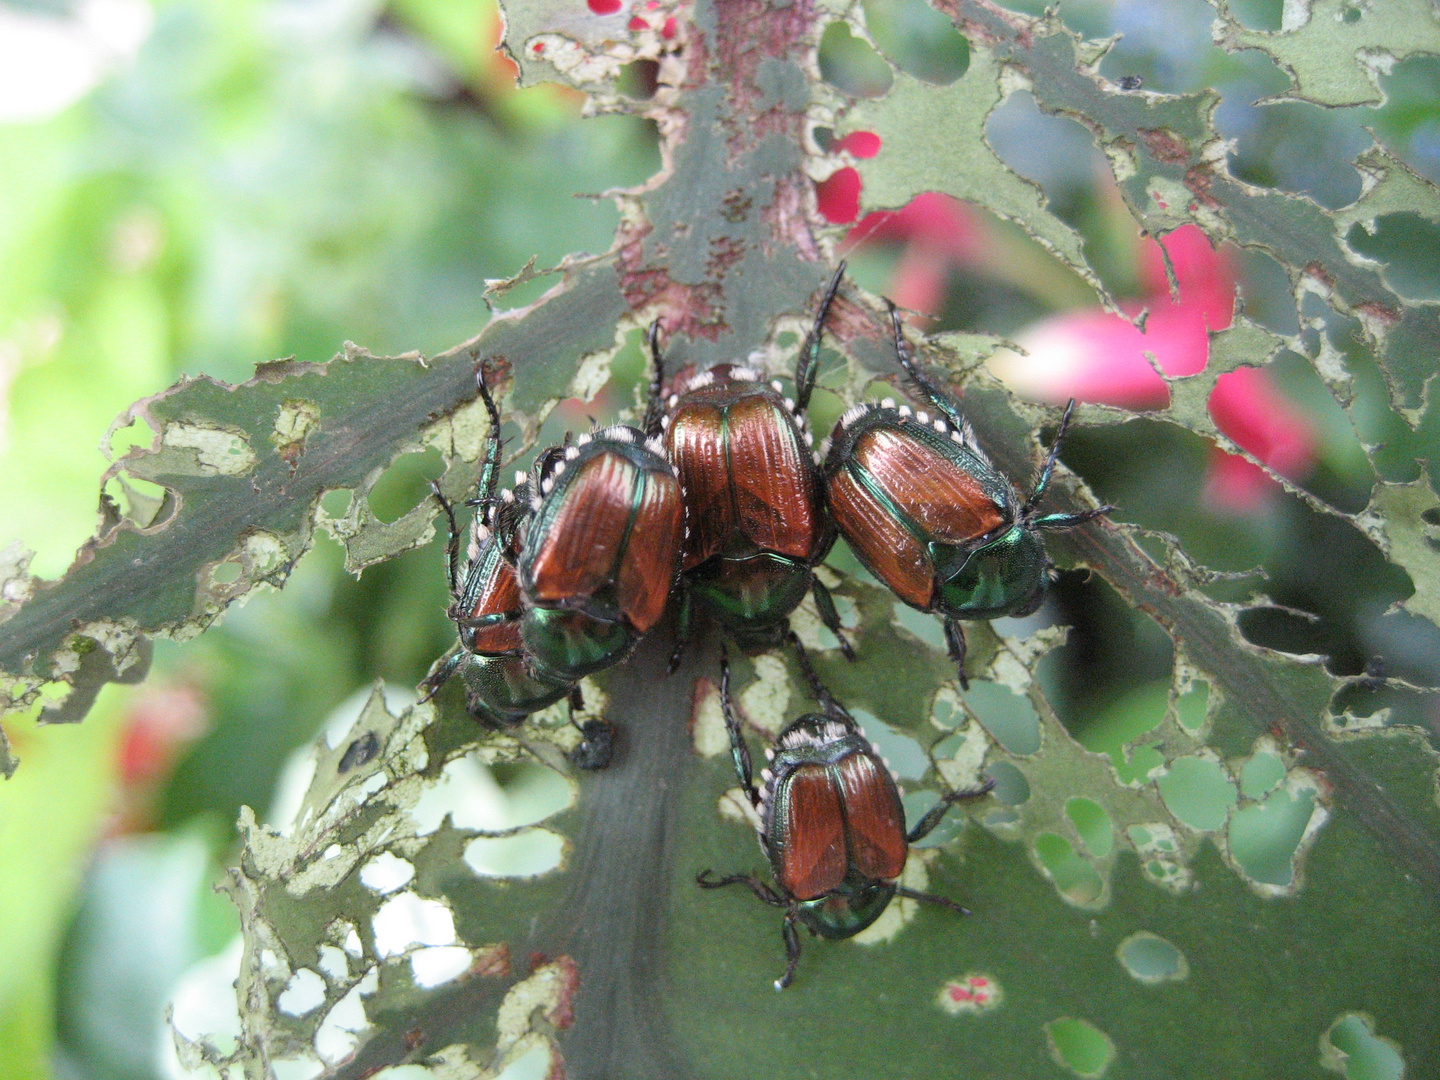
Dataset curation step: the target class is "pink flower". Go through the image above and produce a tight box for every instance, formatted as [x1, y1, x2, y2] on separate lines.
[847, 201, 1317, 511]
[990, 224, 1233, 409]
[1204, 367, 1317, 512]
[843, 193, 986, 315]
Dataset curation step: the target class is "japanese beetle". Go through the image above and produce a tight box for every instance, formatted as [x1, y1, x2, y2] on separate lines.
[422, 372, 577, 729]
[698, 637, 994, 989]
[822, 303, 1112, 689]
[661, 265, 852, 662]
[514, 348, 685, 683]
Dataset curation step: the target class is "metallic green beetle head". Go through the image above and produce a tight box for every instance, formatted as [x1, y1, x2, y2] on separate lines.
[460, 653, 572, 727]
[933, 524, 1050, 621]
[794, 876, 899, 940]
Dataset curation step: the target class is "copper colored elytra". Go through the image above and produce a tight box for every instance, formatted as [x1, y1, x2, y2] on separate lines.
[665, 366, 827, 571]
[769, 749, 908, 900]
[522, 446, 683, 635]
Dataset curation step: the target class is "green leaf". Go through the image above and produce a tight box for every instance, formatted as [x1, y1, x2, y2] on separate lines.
[4, 0, 1440, 1076]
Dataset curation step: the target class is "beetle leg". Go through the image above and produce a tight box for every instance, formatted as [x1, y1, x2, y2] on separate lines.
[885, 301, 966, 432]
[794, 262, 846, 413]
[454, 611, 517, 632]
[718, 653, 760, 806]
[943, 618, 971, 691]
[429, 481, 464, 601]
[418, 647, 465, 702]
[474, 364, 504, 506]
[775, 909, 803, 991]
[906, 776, 996, 843]
[1031, 504, 1115, 531]
[643, 318, 666, 438]
[894, 885, 972, 917]
[695, 870, 786, 906]
[563, 686, 616, 770]
[809, 577, 855, 661]
[785, 628, 856, 725]
[667, 590, 693, 675]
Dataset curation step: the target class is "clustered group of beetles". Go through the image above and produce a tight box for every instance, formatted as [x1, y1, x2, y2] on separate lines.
[421, 265, 1110, 987]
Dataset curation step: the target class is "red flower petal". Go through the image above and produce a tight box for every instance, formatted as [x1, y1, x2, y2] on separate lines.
[816, 167, 861, 224]
[835, 130, 881, 159]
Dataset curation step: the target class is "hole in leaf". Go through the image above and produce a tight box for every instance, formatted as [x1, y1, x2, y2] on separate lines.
[464, 829, 565, 877]
[1044, 1016, 1117, 1078]
[904, 790, 964, 848]
[1174, 683, 1208, 735]
[359, 852, 415, 895]
[986, 93, 1121, 284]
[495, 1044, 554, 1080]
[1223, 99, 1370, 210]
[369, 446, 444, 524]
[1374, 54, 1440, 183]
[411, 757, 574, 837]
[1263, 352, 1375, 513]
[861, 0, 968, 84]
[1116, 932, 1188, 984]
[1226, 0, 1282, 30]
[617, 58, 659, 99]
[1228, 787, 1316, 887]
[1321, 1013, 1405, 1080]
[1033, 832, 1104, 905]
[834, 129, 882, 158]
[1065, 797, 1113, 857]
[1346, 213, 1440, 301]
[372, 893, 455, 957]
[315, 967, 377, 1064]
[987, 760, 1030, 806]
[411, 946, 474, 989]
[1157, 756, 1236, 832]
[320, 488, 353, 517]
[1239, 749, 1286, 800]
[962, 681, 1040, 755]
[818, 21, 894, 98]
[891, 601, 945, 650]
[1041, 575, 1174, 751]
[103, 473, 172, 530]
[1072, 681, 1166, 768]
[1236, 246, 1299, 335]
[211, 561, 242, 585]
[108, 414, 155, 457]
[278, 969, 327, 1016]
[853, 706, 928, 779]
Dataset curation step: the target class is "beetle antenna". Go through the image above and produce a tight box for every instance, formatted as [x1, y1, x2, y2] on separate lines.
[886, 301, 965, 431]
[786, 630, 851, 722]
[1017, 400, 1116, 529]
[643, 318, 666, 438]
[1021, 398, 1076, 518]
[795, 262, 846, 414]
